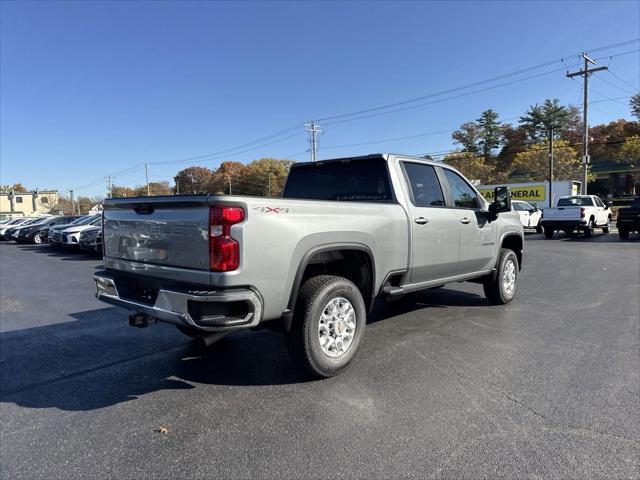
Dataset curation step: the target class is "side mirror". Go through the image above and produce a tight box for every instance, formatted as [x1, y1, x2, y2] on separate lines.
[606, 201, 613, 208]
[491, 186, 511, 214]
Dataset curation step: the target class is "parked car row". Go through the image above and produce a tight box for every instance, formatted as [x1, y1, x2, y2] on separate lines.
[0, 214, 103, 254]
[512, 195, 639, 240]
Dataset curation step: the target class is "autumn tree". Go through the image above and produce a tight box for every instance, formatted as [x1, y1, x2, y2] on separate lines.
[133, 181, 172, 197]
[616, 135, 640, 163]
[208, 161, 249, 195]
[452, 121, 480, 154]
[110, 185, 136, 198]
[1, 183, 29, 193]
[174, 166, 213, 194]
[496, 124, 528, 174]
[511, 140, 581, 182]
[443, 151, 496, 184]
[241, 158, 294, 197]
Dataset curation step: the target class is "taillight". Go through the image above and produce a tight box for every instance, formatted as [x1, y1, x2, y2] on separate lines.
[580, 208, 585, 218]
[209, 206, 244, 272]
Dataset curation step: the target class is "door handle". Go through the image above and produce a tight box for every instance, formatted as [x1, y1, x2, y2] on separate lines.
[460, 217, 471, 224]
[414, 217, 429, 225]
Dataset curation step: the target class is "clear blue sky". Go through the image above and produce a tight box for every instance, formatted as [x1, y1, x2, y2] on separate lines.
[1, 1, 639, 198]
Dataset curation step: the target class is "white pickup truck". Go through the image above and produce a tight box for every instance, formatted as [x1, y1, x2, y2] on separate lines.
[541, 195, 612, 238]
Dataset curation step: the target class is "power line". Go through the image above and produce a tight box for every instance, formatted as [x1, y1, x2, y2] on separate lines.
[69, 39, 639, 193]
[593, 74, 637, 96]
[607, 71, 639, 92]
[313, 39, 638, 124]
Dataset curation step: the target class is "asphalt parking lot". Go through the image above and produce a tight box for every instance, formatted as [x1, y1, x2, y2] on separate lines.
[1, 234, 639, 479]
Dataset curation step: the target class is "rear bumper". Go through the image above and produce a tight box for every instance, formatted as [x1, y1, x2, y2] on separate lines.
[616, 219, 640, 230]
[94, 271, 263, 332]
[540, 220, 585, 231]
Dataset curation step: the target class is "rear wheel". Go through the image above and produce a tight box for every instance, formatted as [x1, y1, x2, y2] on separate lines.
[619, 227, 629, 240]
[544, 227, 554, 239]
[483, 249, 519, 305]
[286, 275, 366, 378]
[584, 220, 594, 238]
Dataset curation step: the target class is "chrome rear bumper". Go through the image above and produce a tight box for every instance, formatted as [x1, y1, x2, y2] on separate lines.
[94, 272, 262, 332]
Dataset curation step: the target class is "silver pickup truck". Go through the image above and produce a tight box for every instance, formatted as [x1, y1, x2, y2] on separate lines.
[95, 154, 523, 378]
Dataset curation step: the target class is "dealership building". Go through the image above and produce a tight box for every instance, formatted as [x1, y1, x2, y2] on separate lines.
[0, 190, 59, 220]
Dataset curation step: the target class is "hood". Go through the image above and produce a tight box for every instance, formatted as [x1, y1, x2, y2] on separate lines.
[61, 225, 97, 234]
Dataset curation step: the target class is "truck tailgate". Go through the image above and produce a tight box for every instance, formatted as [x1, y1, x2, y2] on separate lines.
[543, 207, 581, 220]
[103, 196, 210, 271]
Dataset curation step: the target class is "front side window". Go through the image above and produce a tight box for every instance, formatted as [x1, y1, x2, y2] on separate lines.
[443, 169, 480, 209]
[402, 162, 445, 207]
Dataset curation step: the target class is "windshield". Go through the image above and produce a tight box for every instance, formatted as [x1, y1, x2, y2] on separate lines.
[557, 197, 594, 207]
[70, 216, 91, 225]
[283, 158, 393, 202]
[513, 202, 533, 211]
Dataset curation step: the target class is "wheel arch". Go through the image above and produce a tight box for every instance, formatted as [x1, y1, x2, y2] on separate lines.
[286, 243, 376, 325]
[500, 233, 523, 269]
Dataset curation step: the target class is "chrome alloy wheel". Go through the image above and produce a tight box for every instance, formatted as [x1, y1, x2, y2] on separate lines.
[503, 259, 516, 296]
[318, 297, 357, 358]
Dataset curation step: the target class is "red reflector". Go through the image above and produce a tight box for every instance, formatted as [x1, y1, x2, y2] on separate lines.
[211, 206, 244, 224]
[209, 206, 244, 272]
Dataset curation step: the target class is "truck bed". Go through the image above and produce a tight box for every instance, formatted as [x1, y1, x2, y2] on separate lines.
[102, 194, 409, 321]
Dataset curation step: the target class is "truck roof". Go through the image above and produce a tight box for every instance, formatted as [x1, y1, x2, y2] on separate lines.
[294, 153, 444, 169]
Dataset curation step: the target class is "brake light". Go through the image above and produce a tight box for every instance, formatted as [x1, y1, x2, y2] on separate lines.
[580, 208, 585, 218]
[209, 206, 244, 272]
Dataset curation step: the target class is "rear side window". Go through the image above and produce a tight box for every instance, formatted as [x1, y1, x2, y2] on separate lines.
[283, 158, 393, 202]
[557, 197, 594, 207]
[443, 169, 480, 209]
[402, 162, 445, 207]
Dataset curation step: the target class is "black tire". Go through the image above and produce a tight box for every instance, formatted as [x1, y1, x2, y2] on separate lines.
[619, 227, 629, 240]
[285, 275, 366, 378]
[544, 227, 554, 239]
[602, 217, 611, 234]
[483, 249, 519, 305]
[535, 224, 543, 234]
[584, 219, 594, 238]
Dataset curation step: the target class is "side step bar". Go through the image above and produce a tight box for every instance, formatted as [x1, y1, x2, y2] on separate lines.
[382, 285, 406, 297]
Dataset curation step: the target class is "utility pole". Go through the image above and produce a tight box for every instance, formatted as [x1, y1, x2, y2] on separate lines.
[548, 125, 554, 208]
[145, 163, 150, 196]
[226, 174, 232, 195]
[69, 190, 76, 215]
[566, 52, 608, 194]
[105, 176, 114, 198]
[305, 121, 323, 162]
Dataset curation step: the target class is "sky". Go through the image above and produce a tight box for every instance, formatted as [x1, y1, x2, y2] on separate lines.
[1, 0, 639, 198]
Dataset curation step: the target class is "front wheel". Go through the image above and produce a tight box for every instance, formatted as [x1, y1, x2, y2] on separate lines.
[32, 233, 43, 244]
[544, 227, 554, 239]
[602, 217, 611, 234]
[285, 275, 366, 378]
[483, 249, 519, 305]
